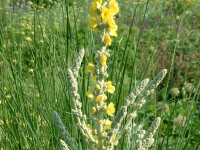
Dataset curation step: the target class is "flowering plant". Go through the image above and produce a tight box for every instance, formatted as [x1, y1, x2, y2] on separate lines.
[53, 0, 167, 149]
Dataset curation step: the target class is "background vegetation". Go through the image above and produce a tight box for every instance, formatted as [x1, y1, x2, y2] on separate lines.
[0, 0, 199, 149]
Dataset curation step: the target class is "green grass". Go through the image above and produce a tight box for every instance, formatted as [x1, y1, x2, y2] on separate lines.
[0, 0, 200, 149]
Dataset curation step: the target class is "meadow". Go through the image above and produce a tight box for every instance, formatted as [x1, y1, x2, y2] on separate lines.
[0, 0, 200, 149]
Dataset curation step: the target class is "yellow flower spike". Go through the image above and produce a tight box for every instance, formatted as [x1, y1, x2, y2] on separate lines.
[109, 0, 119, 15]
[104, 34, 112, 45]
[92, 107, 96, 113]
[86, 62, 95, 73]
[101, 54, 107, 67]
[91, 75, 96, 82]
[86, 86, 94, 99]
[104, 119, 112, 130]
[101, 7, 111, 22]
[106, 102, 115, 116]
[106, 81, 115, 94]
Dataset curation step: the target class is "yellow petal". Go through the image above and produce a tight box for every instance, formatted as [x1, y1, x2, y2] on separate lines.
[101, 54, 107, 66]
[104, 119, 112, 130]
[86, 62, 95, 73]
[101, 7, 111, 22]
[86, 87, 94, 99]
[109, 0, 119, 15]
[104, 34, 112, 45]
[91, 75, 96, 82]
[107, 85, 115, 94]
[106, 102, 115, 116]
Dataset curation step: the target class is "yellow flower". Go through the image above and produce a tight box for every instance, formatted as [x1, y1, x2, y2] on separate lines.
[86, 86, 94, 99]
[106, 81, 115, 94]
[28, 68, 34, 73]
[101, 54, 107, 66]
[108, 28, 117, 37]
[86, 62, 95, 73]
[88, 16, 101, 30]
[91, 75, 96, 82]
[21, 32, 25, 35]
[104, 119, 111, 130]
[90, 0, 102, 15]
[101, 7, 111, 22]
[106, 102, 115, 116]
[96, 84, 100, 89]
[25, 37, 32, 42]
[108, 17, 118, 37]
[6, 95, 11, 99]
[111, 136, 115, 142]
[87, 124, 93, 134]
[92, 107, 96, 113]
[104, 34, 112, 45]
[98, 120, 103, 124]
[109, 0, 119, 15]
[96, 94, 107, 102]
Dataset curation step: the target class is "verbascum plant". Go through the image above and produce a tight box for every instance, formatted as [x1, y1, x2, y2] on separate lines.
[53, 0, 167, 150]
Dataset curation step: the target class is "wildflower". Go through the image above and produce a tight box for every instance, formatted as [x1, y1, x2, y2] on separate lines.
[86, 86, 94, 99]
[101, 54, 107, 66]
[12, 59, 17, 64]
[109, 0, 119, 15]
[96, 84, 100, 89]
[91, 75, 96, 82]
[111, 136, 115, 142]
[98, 120, 103, 124]
[21, 32, 25, 35]
[86, 62, 95, 73]
[104, 119, 111, 130]
[163, 104, 169, 112]
[101, 8, 111, 22]
[28, 69, 34, 73]
[30, 59, 34, 64]
[173, 115, 186, 127]
[104, 34, 112, 45]
[106, 81, 115, 94]
[101, 132, 107, 138]
[90, 0, 102, 14]
[184, 82, 193, 93]
[6, 95, 11, 99]
[106, 102, 115, 116]
[88, 16, 101, 30]
[108, 18, 118, 37]
[92, 107, 96, 113]
[96, 94, 107, 102]
[36, 93, 40, 99]
[170, 88, 180, 97]
[25, 37, 32, 42]
[87, 124, 93, 130]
